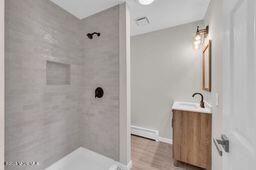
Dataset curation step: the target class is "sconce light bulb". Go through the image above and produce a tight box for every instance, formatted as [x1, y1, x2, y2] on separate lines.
[195, 34, 201, 41]
[194, 40, 201, 45]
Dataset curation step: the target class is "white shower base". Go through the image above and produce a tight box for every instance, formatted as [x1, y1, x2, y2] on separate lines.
[46, 147, 129, 170]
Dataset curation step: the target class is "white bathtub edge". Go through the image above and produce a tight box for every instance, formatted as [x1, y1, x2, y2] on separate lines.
[45, 147, 132, 170]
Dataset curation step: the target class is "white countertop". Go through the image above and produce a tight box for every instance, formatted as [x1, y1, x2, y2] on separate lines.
[172, 101, 212, 114]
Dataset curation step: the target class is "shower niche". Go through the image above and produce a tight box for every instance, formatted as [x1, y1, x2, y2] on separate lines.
[46, 61, 71, 85]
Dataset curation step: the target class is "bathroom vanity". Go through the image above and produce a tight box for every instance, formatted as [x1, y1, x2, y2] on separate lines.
[172, 102, 212, 170]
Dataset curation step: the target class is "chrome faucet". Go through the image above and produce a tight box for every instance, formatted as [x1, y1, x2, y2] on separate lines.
[192, 93, 205, 108]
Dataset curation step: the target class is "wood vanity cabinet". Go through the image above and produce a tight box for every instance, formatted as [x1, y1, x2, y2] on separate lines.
[172, 109, 212, 170]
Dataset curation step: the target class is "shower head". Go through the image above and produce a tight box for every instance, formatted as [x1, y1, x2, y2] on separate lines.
[87, 32, 101, 39]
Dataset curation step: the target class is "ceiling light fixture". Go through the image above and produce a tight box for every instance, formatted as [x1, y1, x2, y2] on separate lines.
[138, 0, 155, 5]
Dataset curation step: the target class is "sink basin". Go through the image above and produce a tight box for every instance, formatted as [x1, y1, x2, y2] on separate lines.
[177, 102, 198, 109]
[172, 101, 211, 114]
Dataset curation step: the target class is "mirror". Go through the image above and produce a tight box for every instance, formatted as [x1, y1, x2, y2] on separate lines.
[202, 40, 212, 92]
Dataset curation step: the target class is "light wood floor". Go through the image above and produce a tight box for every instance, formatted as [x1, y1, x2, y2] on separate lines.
[131, 135, 203, 170]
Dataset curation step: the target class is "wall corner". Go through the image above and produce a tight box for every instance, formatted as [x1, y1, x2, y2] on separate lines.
[118, 2, 131, 166]
[0, 0, 4, 169]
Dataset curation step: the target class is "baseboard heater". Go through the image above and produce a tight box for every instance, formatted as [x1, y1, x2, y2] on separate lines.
[131, 125, 159, 141]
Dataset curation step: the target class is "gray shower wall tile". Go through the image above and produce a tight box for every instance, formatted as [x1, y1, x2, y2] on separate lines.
[6, 0, 121, 169]
[5, 0, 83, 169]
[80, 6, 120, 161]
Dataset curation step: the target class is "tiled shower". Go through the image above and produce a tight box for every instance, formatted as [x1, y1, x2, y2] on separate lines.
[5, 0, 130, 169]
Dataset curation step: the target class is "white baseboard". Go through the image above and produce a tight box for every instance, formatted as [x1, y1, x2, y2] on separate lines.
[118, 160, 132, 170]
[131, 125, 172, 144]
[127, 160, 133, 169]
[158, 137, 173, 144]
[131, 125, 159, 141]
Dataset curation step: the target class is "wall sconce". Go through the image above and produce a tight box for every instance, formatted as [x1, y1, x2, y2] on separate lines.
[194, 25, 209, 49]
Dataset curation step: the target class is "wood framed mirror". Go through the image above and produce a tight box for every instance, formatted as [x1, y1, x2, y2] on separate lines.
[202, 40, 212, 92]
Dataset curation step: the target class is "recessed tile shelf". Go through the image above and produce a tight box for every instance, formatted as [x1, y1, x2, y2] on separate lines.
[46, 61, 71, 85]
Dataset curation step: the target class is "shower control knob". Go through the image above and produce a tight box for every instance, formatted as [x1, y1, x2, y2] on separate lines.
[95, 87, 104, 98]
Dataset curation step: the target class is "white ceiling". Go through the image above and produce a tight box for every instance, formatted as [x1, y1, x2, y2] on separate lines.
[50, 0, 210, 36]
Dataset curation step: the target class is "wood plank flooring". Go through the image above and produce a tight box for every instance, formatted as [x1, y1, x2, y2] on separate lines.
[131, 135, 204, 170]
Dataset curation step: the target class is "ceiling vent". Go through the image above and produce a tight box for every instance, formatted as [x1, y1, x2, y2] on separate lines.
[135, 17, 150, 26]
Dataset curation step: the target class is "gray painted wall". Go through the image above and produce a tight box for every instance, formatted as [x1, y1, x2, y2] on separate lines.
[131, 21, 202, 139]
[5, 0, 125, 169]
[0, 0, 4, 169]
[80, 6, 120, 160]
[203, 0, 223, 170]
